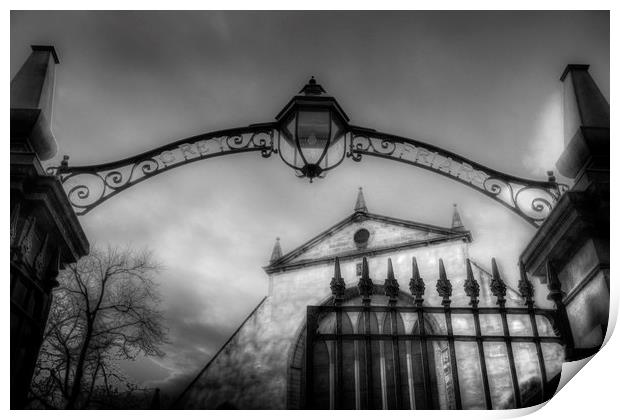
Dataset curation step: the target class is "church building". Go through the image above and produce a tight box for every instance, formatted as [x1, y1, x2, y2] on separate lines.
[175, 189, 563, 410]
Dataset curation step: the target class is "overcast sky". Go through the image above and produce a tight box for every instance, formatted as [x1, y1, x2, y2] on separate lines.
[11, 10, 609, 396]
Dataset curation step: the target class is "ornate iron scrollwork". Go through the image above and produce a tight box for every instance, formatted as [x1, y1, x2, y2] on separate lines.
[347, 126, 568, 227]
[48, 124, 277, 215]
[51, 120, 567, 227]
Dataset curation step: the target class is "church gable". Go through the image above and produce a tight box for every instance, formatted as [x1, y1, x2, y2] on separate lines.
[269, 212, 470, 271]
[290, 216, 449, 262]
[265, 189, 471, 273]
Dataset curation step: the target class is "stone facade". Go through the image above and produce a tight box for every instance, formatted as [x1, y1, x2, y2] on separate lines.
[175, 203, 563, 409]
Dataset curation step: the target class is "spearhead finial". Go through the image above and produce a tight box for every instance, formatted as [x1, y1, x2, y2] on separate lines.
[362, 256, 369, 277]
[490, 258, 507, 305]
[358, 257, 373, 303]
[439, 259, 447, 280]
[384, 258, 399, 302]
[409, 257, 425, 305]
[518, 261, 535, 306]
[387, 258, 395, 279]
[464, 259, 480, 306]
[330, 257, 345, 304]
[436, 259, 452, 306]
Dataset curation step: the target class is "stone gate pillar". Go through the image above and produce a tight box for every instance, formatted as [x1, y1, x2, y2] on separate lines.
[520, 64, 609, 361]
[10, 46, 89, 408]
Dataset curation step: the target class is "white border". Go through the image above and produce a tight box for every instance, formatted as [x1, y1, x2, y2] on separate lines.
[5, 4, 616, 419]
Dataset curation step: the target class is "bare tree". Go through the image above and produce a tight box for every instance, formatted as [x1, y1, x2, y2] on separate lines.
[28, 246, 167, 409]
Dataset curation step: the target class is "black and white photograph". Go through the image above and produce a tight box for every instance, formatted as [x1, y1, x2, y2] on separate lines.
[9, 8, 612, 412]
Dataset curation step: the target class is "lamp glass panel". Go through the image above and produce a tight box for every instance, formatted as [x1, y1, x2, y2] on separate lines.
[320, 115, 346, 169]
[278, 113, 299, 168]
[281, 113, 296, 145]
[296, 110, 330, 164]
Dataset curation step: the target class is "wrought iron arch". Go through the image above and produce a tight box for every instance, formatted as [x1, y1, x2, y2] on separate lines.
[49, 82, 567, 226]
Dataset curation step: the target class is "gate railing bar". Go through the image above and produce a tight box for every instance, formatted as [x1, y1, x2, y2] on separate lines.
[335, 304, 343, 409]
[305, 306, 317, 408]
[385, 259, 403, 408]
[437, 259, 462, 409]
[491, 258, 521, 408]
[465, 259, 493, 409]
[410, 257, 433, 409]
[390, 305, 402, 408]
[358, 257, 374, 409]
[331, 257, 345, 409]
[519, 261, 547, 403]
[364, 305, 373, 408]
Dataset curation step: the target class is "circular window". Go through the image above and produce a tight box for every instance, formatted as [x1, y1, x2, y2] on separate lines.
[354, 228, 370, 247]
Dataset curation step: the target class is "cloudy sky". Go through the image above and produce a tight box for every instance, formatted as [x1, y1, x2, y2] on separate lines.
[11, 11, 609, 396]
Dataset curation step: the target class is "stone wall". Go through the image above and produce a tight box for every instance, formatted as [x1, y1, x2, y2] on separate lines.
[178, 298, 291, 409]
[560, 238, 609, 349]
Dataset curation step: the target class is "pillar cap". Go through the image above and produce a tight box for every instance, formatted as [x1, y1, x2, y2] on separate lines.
[11, 45, 61, 161]
[31, 45, 60, 64]
[560, 64, 590, 81]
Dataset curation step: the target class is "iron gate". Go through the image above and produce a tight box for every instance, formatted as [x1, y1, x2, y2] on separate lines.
[303, 256, 570, 410]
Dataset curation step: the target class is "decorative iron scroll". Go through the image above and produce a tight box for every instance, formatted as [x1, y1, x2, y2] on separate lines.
[49, 124, 277, 215]
[347, 127, 568, 227]
[51, 122, 567, 226]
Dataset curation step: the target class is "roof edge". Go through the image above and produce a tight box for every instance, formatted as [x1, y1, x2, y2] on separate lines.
[266, 211, 468, 271]
[172, 296, 268, 408]
[265, 233, 472, 274]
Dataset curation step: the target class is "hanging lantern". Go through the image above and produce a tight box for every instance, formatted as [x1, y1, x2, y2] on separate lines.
[275, 77, 349, 181]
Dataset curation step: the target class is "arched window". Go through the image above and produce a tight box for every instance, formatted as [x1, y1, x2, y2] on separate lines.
[354, 311, 381, 409]
[288, 290, 452, 409]
[287, 280, 564, 410]
[310, 312, 356, 409]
